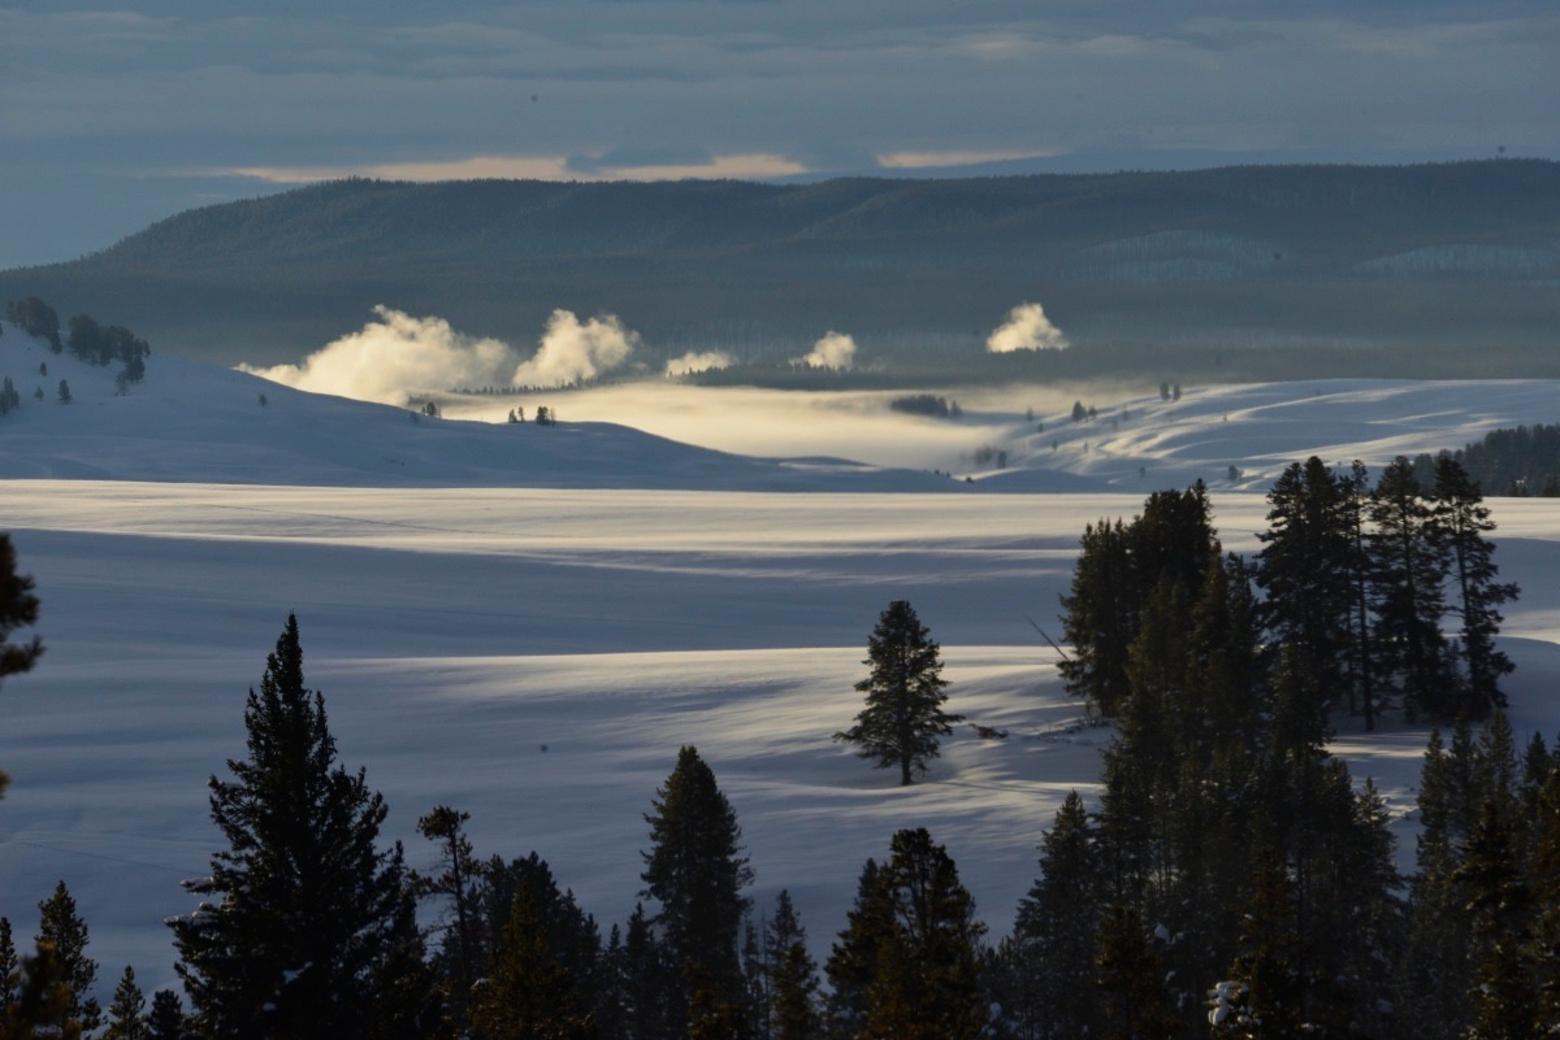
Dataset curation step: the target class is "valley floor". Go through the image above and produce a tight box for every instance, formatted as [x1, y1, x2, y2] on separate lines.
[3, 481, 1559, 993]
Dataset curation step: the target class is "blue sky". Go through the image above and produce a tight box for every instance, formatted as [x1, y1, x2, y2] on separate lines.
[2, 0, 1556, 267]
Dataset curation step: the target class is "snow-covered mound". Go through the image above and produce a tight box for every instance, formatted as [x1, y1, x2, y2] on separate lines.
[982, 379, 1560, 491]
[0, 325, 955, 491]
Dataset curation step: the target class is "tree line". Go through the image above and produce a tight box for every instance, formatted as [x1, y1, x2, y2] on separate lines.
[1413, 423, 1560, 498]
[3, 296, 152, 407]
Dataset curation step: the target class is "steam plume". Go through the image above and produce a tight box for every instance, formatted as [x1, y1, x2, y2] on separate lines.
[797, 331, 857, 370]
[241, 306, 510, 406]
[664, 350, 734, 377]
[512, 310, 639, 387]
[986, 302, 1068, 353]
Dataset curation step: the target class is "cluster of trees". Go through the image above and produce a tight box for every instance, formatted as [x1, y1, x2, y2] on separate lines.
[1413, 424, 1560, 497]
[1158, 381, 1184, 401]
[1, 298, 152, 414]
[887, 395, 963, 419]
[1069, 401, 1098, 423]
[1062, 454, 1517, 728]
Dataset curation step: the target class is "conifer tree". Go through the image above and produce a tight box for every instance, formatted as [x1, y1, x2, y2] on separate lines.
[147, 990, 192, 1040]
[0, 533, 43, 692]
[471, 886, 597, 1040]
[640, 746, 752, 1034]
[1367, 457, 1453, 719]
[1093, 904, 1176, 1040]
[1256, 458, 1354, 713]
[104, 965, 148, 1040]
[1529, 765, 1560, 1031]
[1007, 791, 1102, 1039]
[1339, 461, 1380, 728]
[169, 614, 435, 1040]
[824, 860, 890, 1037]
[416, 804, 486, 1016]
[765, 895, 820, 1040]
[848, 830, 987, 1040]
[35, 881, 99, 1034]
[835, 601, 959, 786]
[0, 918, 17, 1013]
[619, 904, 666, 1040]
[1209, 851, 1304, 1038]
[1456, 800, 1535, 1039]
[1058, 519, 1136, 715]
[1432, 455, 1519, 718]
[0, 938, 82, 1039]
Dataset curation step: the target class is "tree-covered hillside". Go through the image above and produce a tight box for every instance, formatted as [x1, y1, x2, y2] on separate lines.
[4, 161, 1560, 375]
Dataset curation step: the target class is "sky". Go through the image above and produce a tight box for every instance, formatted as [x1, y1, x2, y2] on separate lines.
[2, 0, 1557, 268]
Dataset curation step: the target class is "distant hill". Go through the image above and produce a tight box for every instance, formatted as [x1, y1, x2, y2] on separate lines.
[4, 162, 1560, 376]
[0, 323, 956, 491]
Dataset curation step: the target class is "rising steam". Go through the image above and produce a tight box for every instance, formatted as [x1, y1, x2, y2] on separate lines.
[986, 302, 1068, 353]
[797, 331, 857, 370]
[664, 350, 734, 377]
[512, 310, 639, 388]
[242, 306, 640, 404]
[241, 306, 511, 406]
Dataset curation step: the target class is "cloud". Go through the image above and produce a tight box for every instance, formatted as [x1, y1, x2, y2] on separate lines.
[512, 309, 639, 387]
[986, 302, 1069, 353]
[664, 350, 734, 377]
[796, 331, 857, 370]
[240, 305, 511, 405]
[218, 152, 808, 185]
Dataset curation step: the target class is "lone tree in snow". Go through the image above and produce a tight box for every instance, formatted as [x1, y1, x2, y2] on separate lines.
[836, 600, 960, 785]
[56, 380, 71, 404]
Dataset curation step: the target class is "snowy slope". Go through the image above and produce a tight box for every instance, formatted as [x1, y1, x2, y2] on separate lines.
[4, 481, 1559, 997]
[0, 325, 954, 491]
[983, 378, 1560, 490]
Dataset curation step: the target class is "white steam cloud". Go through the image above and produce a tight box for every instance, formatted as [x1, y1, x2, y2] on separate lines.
[797, 331, 857, 370]
[241, 306, 511, 406]
[511, 310, 639, 388]
[985, 302, 1068, 353]
[243, 306, 642, 404]
[664, 350, 734, 377]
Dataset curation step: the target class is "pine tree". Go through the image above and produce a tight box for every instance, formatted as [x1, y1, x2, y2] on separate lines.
[619, 904, 666, 1040]
[1432, 455, 1519, 719]
[416, 804, 486, 1016]
[1367, 457, 1453, 719]
[0, 938, 82, 1039]
[56, 380, 70, 404]
[640, 746, 752, 1034]
[1007, 791, 1102, 1039]
[1, 917, 17, 1010]
[1529, 764, 1560, 1031]
[0, 533, 43, 690]
[1058, 520, 1136, 715]
[35, 881, 99, 1034]
[1093, 904, 1176, 1040]
[471, 886, 597, 1040]
[169, 614, 435, 1040]
[147, 990, 192, 1040]
[1256, 458, 1354, 714]
[1209, 851, 1304, 1038]
[834, 600, 959, 786]
[853, 830, 987, 1040]
[1456, 800, 1535, 1038]
[824, 860, 890, 1036]
[765, 896, 820, 1040]
[1339, 461, 1380, 729]
[104, 965, 149, 1040]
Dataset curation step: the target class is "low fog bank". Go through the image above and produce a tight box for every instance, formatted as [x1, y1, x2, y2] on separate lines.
[442, 382, 1143, 471]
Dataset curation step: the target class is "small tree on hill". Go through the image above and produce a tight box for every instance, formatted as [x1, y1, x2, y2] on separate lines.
[835, 600, 960, 786]
[57, 380, 71, 404]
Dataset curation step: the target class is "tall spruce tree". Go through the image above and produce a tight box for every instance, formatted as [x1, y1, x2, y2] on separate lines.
[416, 804, 486, 1019]
[640, 746, 752, 1035]
[848, 830, 987, 1040]
[1432, 455, 1519, 719]
[824, 859, 890, 1037]
[1368, 457, 1454, 719]
[834, 601, 959, 786]
[104, 965, 148, 1040]
[471, 885, 597, 1040]
[1092, 904, 1176, 1040]
[764, 895, 820, 1040]
[35, 881, 99, 1034]
[1058, 519, 1136, 715]
[1255, 458, 1354, 715]
[169, 615, 435, 1040]
[1005, 790, 1102, 1040]
[1209, 851, 1305, 1038]
[1456, 800, 1535, 1038]
[147, 990, 192, 1040]
[1339, 462, 1380, 729]
[1529, 764, 1560, 1031]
